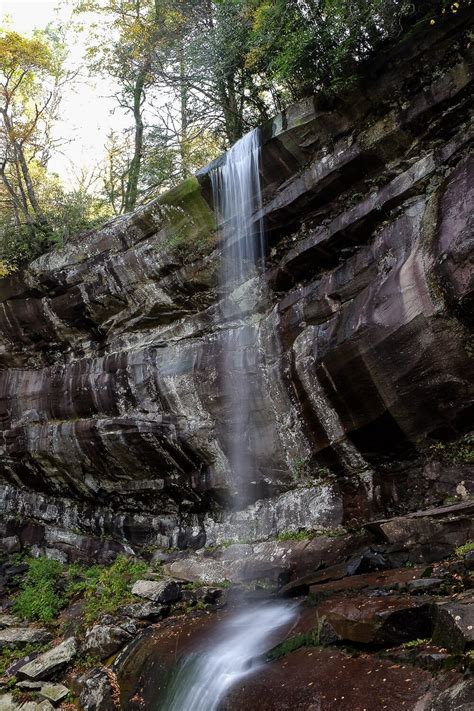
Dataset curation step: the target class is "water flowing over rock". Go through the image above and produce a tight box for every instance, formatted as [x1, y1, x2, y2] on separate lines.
[0, 12, 472, 562]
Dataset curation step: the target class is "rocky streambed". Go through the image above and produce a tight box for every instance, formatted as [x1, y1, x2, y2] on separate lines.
[0, 501, 473, 709]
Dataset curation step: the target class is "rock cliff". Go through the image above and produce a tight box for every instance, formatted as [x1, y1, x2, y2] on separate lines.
[0, 12, 472, 561]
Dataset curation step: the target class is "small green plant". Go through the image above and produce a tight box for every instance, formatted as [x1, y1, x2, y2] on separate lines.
[455, 541, 474, 557]
[426, 434, 474, 465]
[402, 638, 429, 649]
[13, 557, 66, 623]
[292, 457, 309, 479]
[74, 653, 101, 671]
[276, 529, 313, 542]
[82, 555, 148, 623]
[266, 615, 326, 661]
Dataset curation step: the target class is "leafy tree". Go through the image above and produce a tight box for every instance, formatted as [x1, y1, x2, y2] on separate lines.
[0, 28, 60, 235]
[75, 0, 189, 211]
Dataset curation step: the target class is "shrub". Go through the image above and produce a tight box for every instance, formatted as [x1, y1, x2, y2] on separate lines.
[82, 555, 148, 623]
[13, 557, 66, 623]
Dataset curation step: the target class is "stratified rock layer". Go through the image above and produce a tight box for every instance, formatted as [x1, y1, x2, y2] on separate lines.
[0, 13, 473, 557]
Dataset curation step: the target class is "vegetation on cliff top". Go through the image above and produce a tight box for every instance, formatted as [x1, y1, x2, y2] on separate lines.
[0, 0, 470, 265]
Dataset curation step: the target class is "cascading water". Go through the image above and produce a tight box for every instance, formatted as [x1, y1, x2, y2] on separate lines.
[162, 130, 296, 709]
[211, 128, 265, 505]
[163, 604, 296, 711]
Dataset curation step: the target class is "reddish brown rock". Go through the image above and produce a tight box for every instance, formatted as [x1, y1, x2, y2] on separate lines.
[223, 648, 435, 711]
[317, 594, 432, 647]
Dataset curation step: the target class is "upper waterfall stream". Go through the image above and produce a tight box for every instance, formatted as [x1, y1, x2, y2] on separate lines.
[162, 130, 297, 709]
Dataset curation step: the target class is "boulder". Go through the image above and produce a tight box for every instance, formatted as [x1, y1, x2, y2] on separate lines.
[17, 637, 77, 680]
[117, 601, 166, 621]
[0, 536, 21, 554]
[131, 579, 181, 604]
[464, 550, 474, 570]
[432, 593, 474, 652]
[78, 667, 119, 711]
[82, 623, 136, 660]
[0, 614, 23, 629]
[0, 626, 52, 650]
[317, 594, 432, 646]
[429, 679, 474, 711]
[38, 683, 69, 705]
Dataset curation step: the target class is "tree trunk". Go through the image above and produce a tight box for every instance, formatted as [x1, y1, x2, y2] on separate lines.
[123, 68, 147, 213]
[179, 44, 189, 179]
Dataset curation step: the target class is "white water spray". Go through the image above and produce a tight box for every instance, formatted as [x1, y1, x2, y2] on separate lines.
[163, 129, 296, 710]
[164, 603, 295, 711]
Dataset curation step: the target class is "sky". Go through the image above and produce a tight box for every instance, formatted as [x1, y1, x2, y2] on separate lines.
[1, 0, 129, 186]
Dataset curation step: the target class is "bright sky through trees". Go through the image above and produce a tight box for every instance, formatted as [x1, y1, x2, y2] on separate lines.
[2, 0, 128, 185]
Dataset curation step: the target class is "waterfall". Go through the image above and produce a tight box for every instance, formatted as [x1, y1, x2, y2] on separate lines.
[211, 129, 265, 505]
[162, 129, 296, 711]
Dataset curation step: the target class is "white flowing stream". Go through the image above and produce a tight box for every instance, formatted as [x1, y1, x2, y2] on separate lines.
[163, 129, 296, 710]
[164, 603, 296, 711]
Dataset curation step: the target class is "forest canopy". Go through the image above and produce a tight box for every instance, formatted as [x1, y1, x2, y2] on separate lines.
[0, 0, 468, 268]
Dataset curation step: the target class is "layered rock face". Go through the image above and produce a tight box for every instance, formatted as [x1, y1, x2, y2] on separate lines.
[0, 14, 473, 559]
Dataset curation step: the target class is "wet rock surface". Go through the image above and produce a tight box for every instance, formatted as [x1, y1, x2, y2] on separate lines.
[0, 12, 472, 559]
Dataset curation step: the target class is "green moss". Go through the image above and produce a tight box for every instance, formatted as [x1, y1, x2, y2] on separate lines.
[158, 176, 216, 259]
[277, 530, 313, 542]
[455, 541, 474, 557]
[276, 526, 346, 542]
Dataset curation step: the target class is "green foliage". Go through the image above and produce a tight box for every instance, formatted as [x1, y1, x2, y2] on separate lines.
[81, 555, 148, 623]
[426, 434, 474, 465]
[0, 186, 112, 266]
[244, 0, 415, 99]
[13, 557, 66, 623]
[455, 541, 474, 557]
[402, 637, 429, 648]
[11, 554, 148, 626]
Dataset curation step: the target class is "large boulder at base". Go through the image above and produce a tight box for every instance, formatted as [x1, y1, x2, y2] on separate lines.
[17, 637, 77, 680]
[318, 594, 432, 646]
[429, 679, 474, 711]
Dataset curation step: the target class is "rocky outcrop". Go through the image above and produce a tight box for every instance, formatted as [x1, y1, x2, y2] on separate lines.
[0, 12, 473, 557]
